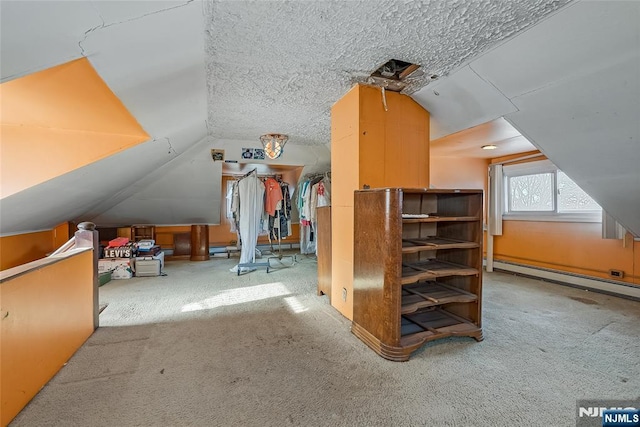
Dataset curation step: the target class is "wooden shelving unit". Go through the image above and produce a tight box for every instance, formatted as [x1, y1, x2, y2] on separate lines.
[131, 225, 155, 242]
[352, 188, 483, 361]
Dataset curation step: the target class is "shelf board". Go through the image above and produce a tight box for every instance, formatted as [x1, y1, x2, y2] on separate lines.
[402, 215, 479, 223]
[400, 308, 480, 341]
[401, 281, 478, 314]
[402, 237, 479, 253]
[400, 259, 478, 285]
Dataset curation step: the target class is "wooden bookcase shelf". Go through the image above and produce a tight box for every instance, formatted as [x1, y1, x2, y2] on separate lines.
[402, 237, 479, 253]
[401, 216, 480, 223]
[352, 188, 483, 361]
[401, 259, 479, 284]
[401, 281, 478, 314]
[131, 225, 155, 242]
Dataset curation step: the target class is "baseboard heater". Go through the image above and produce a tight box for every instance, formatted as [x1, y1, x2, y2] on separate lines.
[490, 260, 640, 301]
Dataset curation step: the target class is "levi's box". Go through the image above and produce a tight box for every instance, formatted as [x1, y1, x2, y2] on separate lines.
[98, 258, 133, 279]
[103, 245, 134, 258]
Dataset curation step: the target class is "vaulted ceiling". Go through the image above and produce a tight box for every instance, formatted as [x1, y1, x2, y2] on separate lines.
[1, 1, 638, 236]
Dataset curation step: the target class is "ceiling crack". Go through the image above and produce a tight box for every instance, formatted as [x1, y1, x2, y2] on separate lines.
[78, 4, 105, 56]
[99, 0, 195, 29]
[160, 137, 178, 155]
[79, 0, 194, 55]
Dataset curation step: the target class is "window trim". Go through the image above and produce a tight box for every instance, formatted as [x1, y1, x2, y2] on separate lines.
[502, 160, 602, 223]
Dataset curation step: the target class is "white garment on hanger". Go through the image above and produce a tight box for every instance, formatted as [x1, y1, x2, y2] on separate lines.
[227, 181, 239, 233]
[317, 179, 331, 207]
[231, 173, 265, 272]
[309, 182, 319, 223]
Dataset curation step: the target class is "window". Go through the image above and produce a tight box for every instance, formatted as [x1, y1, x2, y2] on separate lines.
[509, 172, 554, 212]
[503, 160, 601, 222]
[556, 171, 602, 212]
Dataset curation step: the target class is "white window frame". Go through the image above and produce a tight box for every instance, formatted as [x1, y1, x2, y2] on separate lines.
[503, 160, 602, 223]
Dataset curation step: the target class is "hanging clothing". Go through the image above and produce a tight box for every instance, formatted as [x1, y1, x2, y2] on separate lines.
[317, 180, 331, 207]
[264, 177, 284, 216]
[297, 173, 331, 255]
[227, 180, 239, 233]
[269, 181, 292, 240]
[231, 172, 265, 273]
[309, 182, 319, 223]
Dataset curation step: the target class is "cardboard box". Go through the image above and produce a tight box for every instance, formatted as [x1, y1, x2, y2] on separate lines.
[103, 246, 134, 258]
[98, 258, 133, 279]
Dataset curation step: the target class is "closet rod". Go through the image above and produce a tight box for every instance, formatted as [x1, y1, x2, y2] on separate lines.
[238, 168, 257, 180]
[227, 171, 286, 180]
[301, 171, 330, 181]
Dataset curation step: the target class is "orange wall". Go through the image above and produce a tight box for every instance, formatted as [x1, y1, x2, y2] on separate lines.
[331, 84, 430, 320]
[635, 240, 640, 285]
[0, 230, 54, 270]
[330, 85, 360, 319]
[155, 225, 192, 248]
[1, 249, 94, 425]
[53, 222, 72, 249]
[429, 154, 639, 287]
[358, 85, 429, 188]
[0, 223, 73, 270]
[430, 156, 489, 191]
[494, 221, 639, 285]
[0, 58, 149, 198]
[488, 153, 639, 286]
[156, 224, 301, 250]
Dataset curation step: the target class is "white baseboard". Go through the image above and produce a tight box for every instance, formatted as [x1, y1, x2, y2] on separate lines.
[490, 260, 640, 300]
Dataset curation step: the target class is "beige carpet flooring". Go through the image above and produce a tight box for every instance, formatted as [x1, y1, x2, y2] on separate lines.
[10, 252, 640, 426]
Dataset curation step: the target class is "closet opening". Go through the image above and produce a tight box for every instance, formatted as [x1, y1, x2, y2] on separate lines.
[221, 162, 304, 222]
[220, 163, 331, 269]
[221, 163, 304, 271]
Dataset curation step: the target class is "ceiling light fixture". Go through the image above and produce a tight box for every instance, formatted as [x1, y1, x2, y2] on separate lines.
[259, 133, 288, 160]
[481, 144, 497, 150]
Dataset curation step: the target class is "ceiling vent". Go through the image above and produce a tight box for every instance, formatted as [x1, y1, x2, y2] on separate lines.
[368, 59, 424, 92]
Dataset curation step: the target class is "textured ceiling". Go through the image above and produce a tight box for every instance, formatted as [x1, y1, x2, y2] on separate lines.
[204, 0, 570, 146]
[3, 0, 638, 237]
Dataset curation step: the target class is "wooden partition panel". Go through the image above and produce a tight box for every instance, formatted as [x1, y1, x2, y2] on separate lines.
[317, 207, 332, 299]
[331, 84, 430, 320]
[0, 230, 54, 270]
[1, 250, 94, 425]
